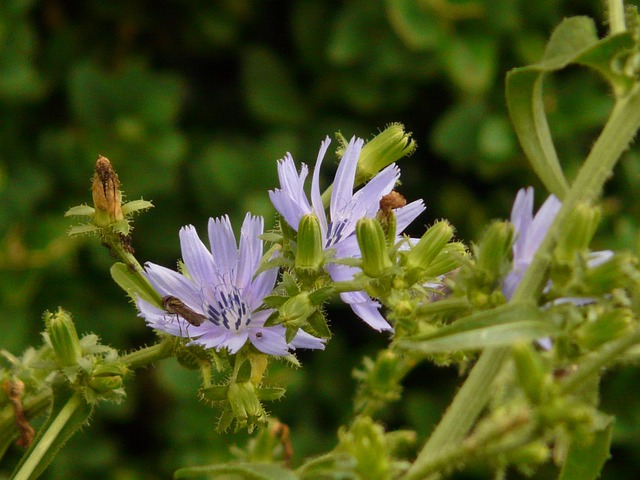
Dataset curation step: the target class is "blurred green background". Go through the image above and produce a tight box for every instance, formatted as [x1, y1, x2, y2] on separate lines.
[2, 0, 640, 478]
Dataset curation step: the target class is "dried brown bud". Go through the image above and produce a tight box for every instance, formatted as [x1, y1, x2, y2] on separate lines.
[379, 191, 407, 213]
[91, 155, 124, 227]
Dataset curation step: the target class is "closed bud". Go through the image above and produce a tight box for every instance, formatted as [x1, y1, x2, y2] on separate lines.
[554, 203, 601, 262]
[355, 123, 416, 185]
[422, 241, 466, 277]
[356, 218, 393, 277]
[227, 381, 267, 432]
[280, 292, 317, 327]
[575, 308, 633, 350]
[512, 341, 549, 404]
[476, 221, 514, 277]
[295, 214, 324, 272]
[45, 308, 82, 368]
[91, 155, 124, 228]
[584, 252, 637, 294]
[88, 364, 126, 394]
[405, 220, 454, 272]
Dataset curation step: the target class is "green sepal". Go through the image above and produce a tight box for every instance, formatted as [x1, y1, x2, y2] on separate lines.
[110, 262, 161, 307]
[200, 385, 229, 402]
[67, 224, 101, 237]
[174, 462, 298, 480]
[255, 387, 286, 402]
[10, 385, 93, 480]
[397, 302, 558, 353]
[121, 199, 153, 216]
[558, 421, 613, 480]
[64, 204, 95, 217]
[306, 311, 331, 338]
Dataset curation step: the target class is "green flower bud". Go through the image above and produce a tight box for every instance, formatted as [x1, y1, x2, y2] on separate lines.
[45, 308, 82, 367]
[91, 156, 124, 228]
[575, 308, 633, 350]
[88, 364, 126, 394]
[355, 123, 416, 185]
[280, 292, 317, 326]
[356, 218, 393, 277]
[554, 203, 601, 263]
[512, 341, 549, 404]
[295, 214, 324, 272]
[405, 220, 454, 272]
[475, 221, 514, 277]
[227, 381, 268, 432]
[421, 241, 466, 277]
[583, 252, 638, 294]
[337, 416, 390, 479]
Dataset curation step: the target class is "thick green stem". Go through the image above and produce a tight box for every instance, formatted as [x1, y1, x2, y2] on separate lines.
[608, 0, 626, 35]
[404, 82, 640, 480]
[12, 392, 83, 480]
[120, 340, 174, 370]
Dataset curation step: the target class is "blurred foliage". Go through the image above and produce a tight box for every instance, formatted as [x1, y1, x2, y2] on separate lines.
[2, 0, 640, 478]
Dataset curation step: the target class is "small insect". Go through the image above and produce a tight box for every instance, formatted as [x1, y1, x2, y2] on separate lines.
[162, 295, 206, 327]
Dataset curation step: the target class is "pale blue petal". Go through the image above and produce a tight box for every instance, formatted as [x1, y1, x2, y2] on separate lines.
[236, 214, 263, 290]
[289, 329, 326, 350]
[345, 296, 392, 331]
[311, 137, 331, 235]
[249, 327, 290, 355]
[179, 226, 217, 285]
[523, 194, 561, 263]
[144, 262, 201, 307]
[510, 187, 534, 260]
[330, 137, 363, 217]
[350, 163, 400, 219]
[396, 200, 426, 233]
[208, 215, 238, 276]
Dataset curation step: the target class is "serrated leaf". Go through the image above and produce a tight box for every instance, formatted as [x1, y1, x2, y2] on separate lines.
[121, 199, 154, 216]
[174, 462, 298, 480]
[397, 302, 557, 353]
[64, 205, 94, 217]
[110, 262, 160, 306]
[10, 386, 92, 480]
[506, 16, 635, 199]
[558, 422, 613, 480]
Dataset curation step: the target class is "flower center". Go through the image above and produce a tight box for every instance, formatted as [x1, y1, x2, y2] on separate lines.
[204, 284, 251, 332]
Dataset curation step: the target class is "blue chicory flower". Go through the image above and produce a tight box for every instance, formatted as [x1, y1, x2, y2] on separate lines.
[269, 136, 425, 331]
[137, 213, 325, 356]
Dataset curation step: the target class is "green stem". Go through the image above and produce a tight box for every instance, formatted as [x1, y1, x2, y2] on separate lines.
[404, 83, 640, 479]
[560, 328, 640, 395]
[13, 392, 83, 480]
[120, 340, 174, 370]
[608, 0, 626, 35]
[104, 234, 162, 305]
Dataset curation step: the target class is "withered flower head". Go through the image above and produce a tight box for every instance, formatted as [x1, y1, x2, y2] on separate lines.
[92, 155, 124, 227]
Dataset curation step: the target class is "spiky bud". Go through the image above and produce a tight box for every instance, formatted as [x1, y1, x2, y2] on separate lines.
[45, 308, 82, 368]
[356, 218, 393, 277]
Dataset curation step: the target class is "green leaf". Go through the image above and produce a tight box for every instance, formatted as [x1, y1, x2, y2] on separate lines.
[506, 16, 635, 199]
[10, 387, 93, 480]
[110, 262, 160, 306]
[558, 422, 613, 480]
[174, 462, 298, 480]
[397, 302, 558, 353]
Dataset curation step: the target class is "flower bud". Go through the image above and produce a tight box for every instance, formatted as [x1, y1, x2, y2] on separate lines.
[337, 416, 390, 479]
[575, 308, 633, 350]
[421, 241, 466, 277]
[356, 218, 393, 277]
[91, 155, 124, 228]
[295, 214, 324, 272]
[227, 381, 268, 432]
[355, 123, 416, 185]
[476, 221, 514, 277]
[280, 292, 317, 326]
[554, 203, 601, 263]
[88, 364, 126, 394]
[45, 308, 82, 367]
[512, 341, 549, 404]
[405, 220, 454, 272]
[583, 252, 637, 294]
